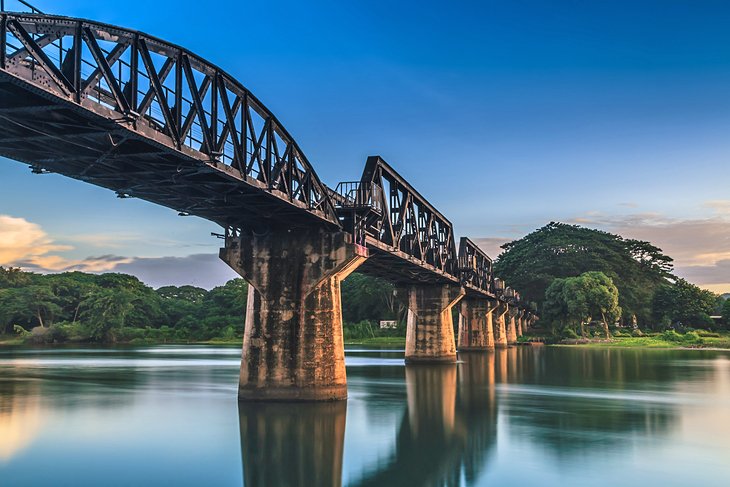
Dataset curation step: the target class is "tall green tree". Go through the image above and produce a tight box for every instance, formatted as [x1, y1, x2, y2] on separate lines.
[80, 288, 137, 341]
[722, 299, 730, 325]
[0, 266, 32, 288]
[341, 273, 402, 324]
[652, 279, 717, 327]
[542, 272, 621, 338]
[0, 284, 62, 331]
[495, 222, 672, 325]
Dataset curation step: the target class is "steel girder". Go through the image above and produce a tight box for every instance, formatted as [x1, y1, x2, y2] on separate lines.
[0, 12, 338, 229]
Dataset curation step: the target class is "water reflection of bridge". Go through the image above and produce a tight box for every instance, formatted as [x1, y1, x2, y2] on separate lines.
[236, 347, 706, 486]
[238, 352, 501, 487]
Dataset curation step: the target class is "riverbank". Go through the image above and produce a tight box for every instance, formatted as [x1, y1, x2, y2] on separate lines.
[549, 331, 730, 350]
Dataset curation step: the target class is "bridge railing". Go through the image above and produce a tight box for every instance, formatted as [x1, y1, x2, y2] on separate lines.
[0, 12, 339, 225]
[332, 181, 384, 212]
[457, 237, 494, 295]
[351, 156, 459, 277]
[0, 1, 43, 14]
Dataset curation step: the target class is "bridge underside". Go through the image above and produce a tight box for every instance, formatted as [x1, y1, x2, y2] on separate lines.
[0, 74, 334, 230]
[358, 238, 460, 286]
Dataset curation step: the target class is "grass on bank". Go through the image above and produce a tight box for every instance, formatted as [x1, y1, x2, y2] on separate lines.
[549, 329, 730, 349]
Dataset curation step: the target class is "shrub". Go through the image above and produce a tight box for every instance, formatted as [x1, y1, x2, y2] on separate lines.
[683, 331, 704, 345]
[697, 330, 720, 338]
[13, 324, 30, 337]
[661, 329, 704, 345]
[661, 330, 684, 342]
[562, 328, 579, 340]
[343, 320, 377, 340]
[631, 329, 644, 337]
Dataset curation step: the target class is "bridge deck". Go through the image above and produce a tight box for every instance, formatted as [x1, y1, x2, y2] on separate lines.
[0, 74, 334, 229]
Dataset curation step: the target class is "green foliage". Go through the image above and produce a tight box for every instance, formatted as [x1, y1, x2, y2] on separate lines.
[722, 299, 730, 324]
[343, 320, 377, 340]
[13, 324, 30, 337]
[542, 271, 621, 338]
[652, 278, 718, 327]
[660, 329, 704, 346]
[0, 268, 249, 344]
[341, 273, 402, 324]
[343, 319, 405, 341]
[0, 266, 32, 288]
[562, 328, 580, 339]
[495, 222, 672, 325]
[631, 329, 644, 337]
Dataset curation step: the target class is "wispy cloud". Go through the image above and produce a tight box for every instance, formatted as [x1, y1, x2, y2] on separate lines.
[0, 215, 132, 272]
[0, 215, 72, 265]
[0, 214, 235, 288]
[472, 237, 511, 259]
[565, 203, 730, 292]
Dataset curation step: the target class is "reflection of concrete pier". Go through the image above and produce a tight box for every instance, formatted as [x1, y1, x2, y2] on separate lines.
[238, 401, 346, 487]
[353, 354, 499, 487]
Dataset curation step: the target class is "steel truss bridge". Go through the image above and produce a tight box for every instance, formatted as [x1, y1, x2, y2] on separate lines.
[0, 8, 537, 401]
[0, 10, 530, 307]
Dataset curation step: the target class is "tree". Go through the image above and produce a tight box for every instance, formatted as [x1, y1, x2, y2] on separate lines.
[722, 299, 730, 326]
[580, 271, 622, 338]
[341, 273, 402, 324]
[495, 222, 672, 325]
[80, 288, 138, 341]
[652, 278, 717, 328]
[0, 266, 32, 288]
[541, 272, 621, 338]
[0, 284, 62, 332]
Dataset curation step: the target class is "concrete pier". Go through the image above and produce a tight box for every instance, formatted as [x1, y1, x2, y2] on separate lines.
[494, 303, 509, 348]
[404, 284, 465, 363]
[221, 228, 367, 401]
[507, 308, 518, 345]
[457, 298, 493, 351]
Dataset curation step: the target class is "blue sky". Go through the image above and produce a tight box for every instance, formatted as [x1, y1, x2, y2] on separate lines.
[1, 0, 729, 291]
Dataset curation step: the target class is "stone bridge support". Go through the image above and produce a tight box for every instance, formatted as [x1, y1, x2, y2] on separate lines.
[457, 298, 496, 351]
[516, 310, 524, 337]
[403, 284, 465, 363]
[494, 303, 509, 348]
[221, 228, 367, 401]
[507, 308, 518, 345]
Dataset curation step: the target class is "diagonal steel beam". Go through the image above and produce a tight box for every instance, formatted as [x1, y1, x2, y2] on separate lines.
[81, 28, 131, 115]
[180, 53, 213, 154]
[138, 39, 179, 145]
[6, 19, 74, 94]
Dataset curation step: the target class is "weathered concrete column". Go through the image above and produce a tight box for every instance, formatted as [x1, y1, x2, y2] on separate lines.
[404, 284, 465, 363]
[485, 303, 496, 349]
[220, 228, 367, 401]
[494, 303, 509, 348]
[516, 311, 524, 337]
[507, 308, 518, 345]
[457, 298, 489, 351]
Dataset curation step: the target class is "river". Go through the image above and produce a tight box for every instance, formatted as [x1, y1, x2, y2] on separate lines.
[0, 345, 729, 486]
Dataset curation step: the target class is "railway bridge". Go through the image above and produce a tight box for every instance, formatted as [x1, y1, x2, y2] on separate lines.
[0, 8, 537, 401]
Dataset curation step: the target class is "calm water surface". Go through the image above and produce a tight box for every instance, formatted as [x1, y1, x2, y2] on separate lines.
[1, 345, 729, 486]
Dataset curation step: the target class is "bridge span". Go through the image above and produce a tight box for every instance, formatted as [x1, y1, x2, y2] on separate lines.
[0, 9, 537, 401]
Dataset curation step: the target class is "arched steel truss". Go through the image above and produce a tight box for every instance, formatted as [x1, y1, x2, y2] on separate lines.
[458, 237, 494, 296]
[0, 10, 528, 311]
[0, 12, 337, 227]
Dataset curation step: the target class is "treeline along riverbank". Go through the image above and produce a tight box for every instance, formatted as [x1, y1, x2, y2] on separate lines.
[3, 222, 729, 348]
[0, 266, 401, 345]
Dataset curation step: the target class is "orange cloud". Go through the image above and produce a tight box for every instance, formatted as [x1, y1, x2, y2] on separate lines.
[0, 215, 132, 272]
